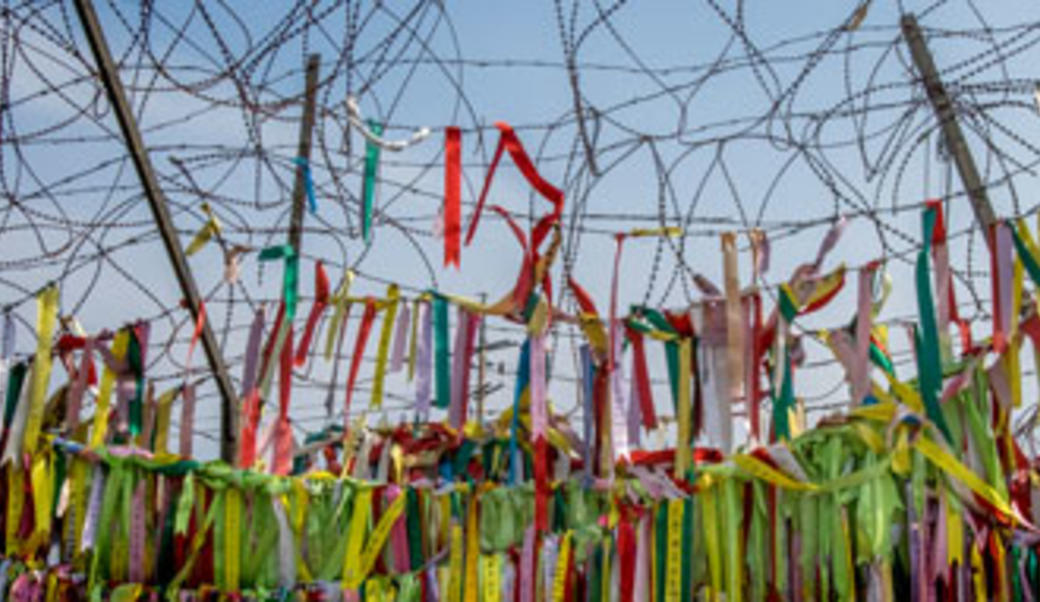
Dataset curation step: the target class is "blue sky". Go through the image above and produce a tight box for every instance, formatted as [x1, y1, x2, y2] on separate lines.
[3, 1, 1040, 458]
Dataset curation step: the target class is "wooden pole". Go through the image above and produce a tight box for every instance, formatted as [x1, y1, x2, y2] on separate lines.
[73, 0, 240, 461]
[901, 13, 997, 249]
[289, 55, 321, 256]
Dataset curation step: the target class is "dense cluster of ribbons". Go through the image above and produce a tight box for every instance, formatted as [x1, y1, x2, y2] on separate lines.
[5, 120, 1040, 600]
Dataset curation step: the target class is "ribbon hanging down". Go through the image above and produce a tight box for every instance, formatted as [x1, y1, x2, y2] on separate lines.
[22, 285, 58, 457]
[444, 127, 462, 268]
[292, 157, 318, 214]
[361, 120, 384, 244]
[294, 261, 330, 368]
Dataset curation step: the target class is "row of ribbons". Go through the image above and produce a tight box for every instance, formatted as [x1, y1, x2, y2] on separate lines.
[0, 393, 1037, 602]
[4, 122, 1040, 600]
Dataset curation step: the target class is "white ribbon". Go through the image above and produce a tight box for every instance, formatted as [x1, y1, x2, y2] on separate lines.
[345, 96, 430, 152]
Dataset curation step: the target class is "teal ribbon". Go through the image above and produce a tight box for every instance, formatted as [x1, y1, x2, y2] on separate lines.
[126, 328, 144, 437]
[1009, 219, 1040, 287]
[773, 354, 794, 441]
[361, 120, 384, 244]
[259, 245, 300, 320]
[292, 157, 317, 214]
[915, 207, 953, 443]
[432, 293, 450, 409]
[3, 362, 26, 430]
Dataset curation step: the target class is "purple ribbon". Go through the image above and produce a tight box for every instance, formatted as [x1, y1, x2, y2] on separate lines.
[415, 302, 433, 418]
[390, 302, 410, 374]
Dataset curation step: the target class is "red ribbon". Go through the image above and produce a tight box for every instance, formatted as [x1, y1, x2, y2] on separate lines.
[617, 517, 636, 602]
[465, 122, 564, 246]
[294, 261, 330, 368]
[444, 127, 462, 268]
[272, 325, 294, 475]
[344, 299, 378, 424]
[624, 326, 657, 430]
[237, 388, 261, 468]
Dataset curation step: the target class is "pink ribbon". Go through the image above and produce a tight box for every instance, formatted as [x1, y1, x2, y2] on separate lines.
[178, 383, 195, 458]
[448, 307, 478, 429]
[128, 479, 147, 582]
[387, 486, 411, 573]
[65, 336, 94, 434]
[519, 525, 536, 602]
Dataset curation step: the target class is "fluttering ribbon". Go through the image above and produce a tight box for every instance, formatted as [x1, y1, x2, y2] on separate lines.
[185, 203, 222, 256]
[344, 299, 377, 425]
[465, 122, 564, 247]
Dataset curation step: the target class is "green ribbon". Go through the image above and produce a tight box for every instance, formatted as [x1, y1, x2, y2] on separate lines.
[869, 341, 895, 377]
[406, 488, 424, 570]
[126, 329, 144, 437]
[914, 207, 953, 443]
[259, 245, 300, 320]
[3, 362, 26, 429]
[773, 354, 794, 441]
[655, 501, 667, 602]
[1009, 219, 1040, 287]
[361, 120, 384, 244]
[433, 293, 450, 409]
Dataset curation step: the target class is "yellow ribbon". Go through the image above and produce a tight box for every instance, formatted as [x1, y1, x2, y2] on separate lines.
[702, 486, 723, 599]
[352, 489, 408, 588]
[91, 329, 129, 448]
[665, 499, 684, 601]
[732, 454, 818, 492]
[971, 544, 986, 601]
[914, 436, 1015, 519]
[553, 532, 572, 602]
[185, 203, 222, 256]
[26, 449, 53, 554]
[627, 226, 682, 238]
[342, 488, 372, 586]
[447, 522, 464, 602]
[324, 270, 355, 360]
[481, 553, 502, 602]
[5, 464, 22, 556]
[370, 284, 400, 409]
[23, 285, 58, 456]
[464, 495, 480, 602]
[153, 387, 178, 455]
[223, 488, 242, 592]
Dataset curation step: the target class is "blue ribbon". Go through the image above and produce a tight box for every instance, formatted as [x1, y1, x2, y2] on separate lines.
[508, 338, 530, 485]
[292, 156, 317, 214]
